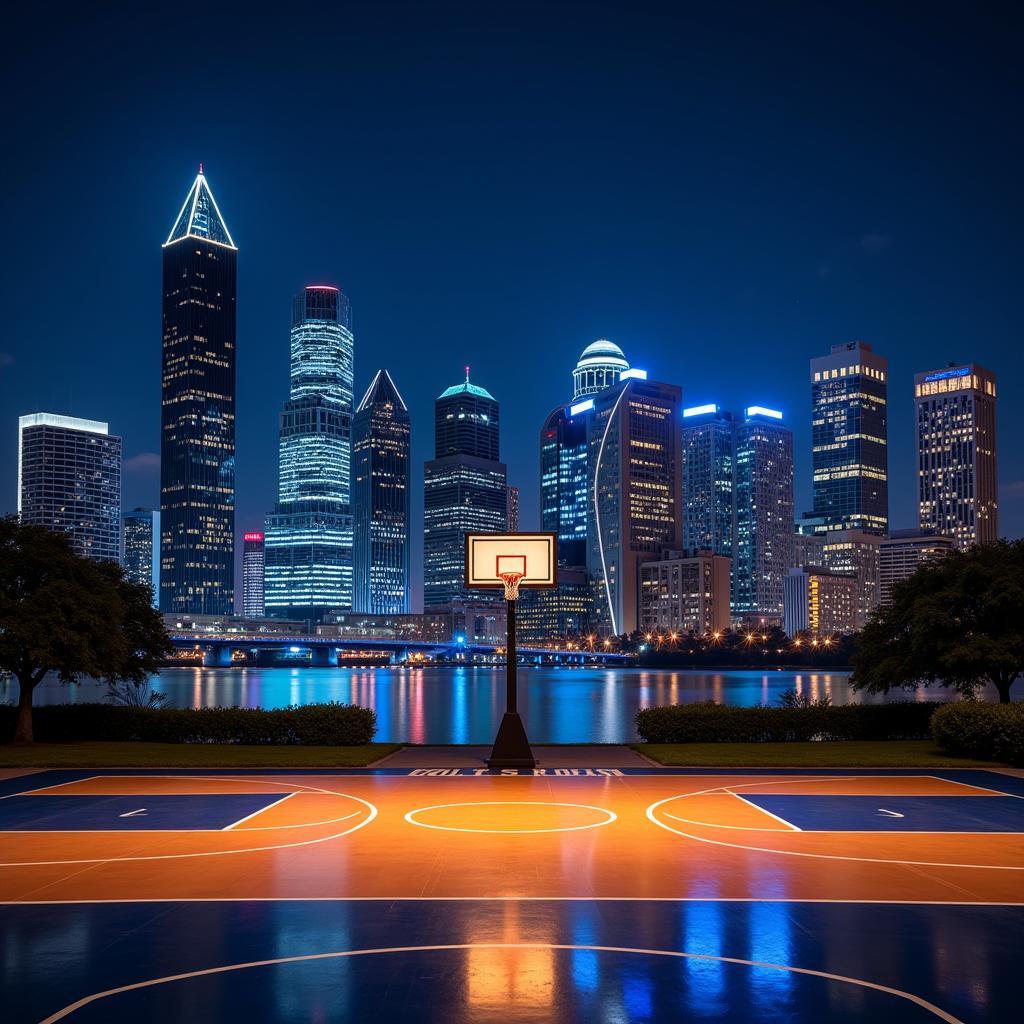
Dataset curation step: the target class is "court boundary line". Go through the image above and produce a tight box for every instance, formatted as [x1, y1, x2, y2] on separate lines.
[35, 942, 966, 1024]
[648, 777, 1024, 869]
[4, 896, 1023, 905]
[0, 775, 377, 866]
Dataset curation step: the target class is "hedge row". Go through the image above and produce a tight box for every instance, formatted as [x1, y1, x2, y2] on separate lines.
[931, 702, 1024, 766]
[635, 701, 939, 743]
[1, 702, 377, 746]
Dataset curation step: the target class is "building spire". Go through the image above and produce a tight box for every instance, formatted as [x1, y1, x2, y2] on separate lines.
[164, 168, 236, 249]
[465, 365, 470, 384]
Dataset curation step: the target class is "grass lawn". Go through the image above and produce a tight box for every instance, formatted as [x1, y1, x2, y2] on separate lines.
[0, 741, 403, 768]
[631, 740, 1007, 768]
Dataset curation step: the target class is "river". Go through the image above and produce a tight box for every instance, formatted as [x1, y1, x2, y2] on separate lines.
[1, 666, 976, 744]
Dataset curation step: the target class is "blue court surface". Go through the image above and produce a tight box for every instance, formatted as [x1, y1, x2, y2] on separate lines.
[2, 899, 1022, 1023]
[743, 794, 1024, 833]
[0, 793, 286, 831]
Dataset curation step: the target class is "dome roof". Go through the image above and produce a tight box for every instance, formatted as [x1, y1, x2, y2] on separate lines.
[576, 339, 628, 367]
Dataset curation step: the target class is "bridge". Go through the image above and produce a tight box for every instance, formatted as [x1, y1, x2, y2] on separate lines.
[169, 633, 636, 668]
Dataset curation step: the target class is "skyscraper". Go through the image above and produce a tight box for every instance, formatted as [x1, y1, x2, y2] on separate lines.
[915, 363, 998, 546]
[123, 508, 160, 605]
[264, 286, 355, 622]
[160, 167, 237, 614]
[540, 399, 592, 568]
[352, 369, 411, 614]
[681, 404, 736, 557]
[242, 532, 265, 617]
[733, 407, 794, 621]
[423, 370, 507, 610]
[18, 413, 121, 561]
[810, 342, 888, 535]
[572, 339, 629, 400]
[506, 485, 520, 532]
[588, 374, 682, 635]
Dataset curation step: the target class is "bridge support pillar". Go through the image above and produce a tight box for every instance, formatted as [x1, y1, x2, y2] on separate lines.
[203, 645, 233, 668]
[311, 646, 336, 668]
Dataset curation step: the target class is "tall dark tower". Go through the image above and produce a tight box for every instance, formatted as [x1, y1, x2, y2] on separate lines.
[159, 167, 237, 615]
[352, 369, 411, 614]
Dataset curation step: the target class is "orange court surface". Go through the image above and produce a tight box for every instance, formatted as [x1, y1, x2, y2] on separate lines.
[2, 765, 1022, 1022]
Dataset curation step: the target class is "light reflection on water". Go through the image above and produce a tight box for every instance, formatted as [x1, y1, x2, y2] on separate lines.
[1, 666, 970, 744]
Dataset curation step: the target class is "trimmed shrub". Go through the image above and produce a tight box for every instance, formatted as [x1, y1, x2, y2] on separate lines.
[931, 702, 1024, 766]
[0, 702, 377, 746]
[635, 701, 938, 744]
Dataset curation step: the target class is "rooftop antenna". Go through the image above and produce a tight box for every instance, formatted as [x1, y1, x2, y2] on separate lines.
[465, 365, 470, 383]
[198, 161, 204, 175]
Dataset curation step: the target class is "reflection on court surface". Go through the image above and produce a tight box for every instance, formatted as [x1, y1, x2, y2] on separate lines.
[1, 766, 1020, 1023]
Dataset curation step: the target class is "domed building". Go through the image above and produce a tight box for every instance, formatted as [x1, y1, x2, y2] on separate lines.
[572, 339, 629, 400]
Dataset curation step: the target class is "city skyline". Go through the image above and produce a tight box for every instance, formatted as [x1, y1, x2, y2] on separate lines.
[2, 5, 1021, 613]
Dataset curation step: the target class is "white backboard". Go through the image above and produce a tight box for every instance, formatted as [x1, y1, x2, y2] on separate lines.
[465, 533, 558, 589]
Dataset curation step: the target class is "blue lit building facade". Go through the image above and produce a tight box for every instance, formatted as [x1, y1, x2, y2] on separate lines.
[423, 372, 507, 610]
[159, 170, 237, 614]
[540, 401, 590, 568]
[352, 369, 411, 614]
[264, 287, 355, 623]
[810, 341, 888, 535]
[733, 407, 794, 621]
[681, 404, 736, 557]
[123, 507, 160, 606]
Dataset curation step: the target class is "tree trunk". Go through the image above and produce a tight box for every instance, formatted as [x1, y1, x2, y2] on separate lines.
[992, 674, 1015, 704]
[14, 674, 37, 744]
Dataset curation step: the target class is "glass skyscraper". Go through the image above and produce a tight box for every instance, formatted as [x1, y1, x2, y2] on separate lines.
[540, 402, 590, 568]
[423, 371, 507, 609]
[810, 341, 888, 535]
[18, 413, 122, 562]
[681, 404, 736, 557]
[264, 286, 355, 623]
[242, 532, 265, 617]
[587, 375, 682, 635]
[733, 407, 794, 620]
[160, 168, 237, 614]
[914, 363, 997, 546]
[352, 369, 411, 614]
[123, 508, 160, 605]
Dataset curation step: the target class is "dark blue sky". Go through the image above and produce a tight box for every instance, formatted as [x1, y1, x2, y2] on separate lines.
[2, 2, 1021, 607]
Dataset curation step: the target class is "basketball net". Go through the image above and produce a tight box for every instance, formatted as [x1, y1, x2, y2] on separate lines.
[499, 570, 525, 602]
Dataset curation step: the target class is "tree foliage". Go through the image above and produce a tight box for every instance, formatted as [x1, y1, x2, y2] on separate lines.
[0, 516, 174, 742]
[851, 539, 1024, 703]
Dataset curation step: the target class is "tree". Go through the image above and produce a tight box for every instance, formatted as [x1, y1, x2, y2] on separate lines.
[0, 517, 174, 742]
[851, 539, 1024, 703]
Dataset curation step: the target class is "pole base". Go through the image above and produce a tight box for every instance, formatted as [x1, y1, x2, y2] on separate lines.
[486, 712, 537, 768]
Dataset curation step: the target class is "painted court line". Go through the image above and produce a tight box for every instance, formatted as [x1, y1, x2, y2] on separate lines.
[648, 777, 1024, 870]
[36, 943, 965, 1024]
[0, 775, 376, 866]
[726, 790, 802, 831]
[403, 801, 617, 834]
[4, 896, 1024, 905]
[223, 793, 297, 831]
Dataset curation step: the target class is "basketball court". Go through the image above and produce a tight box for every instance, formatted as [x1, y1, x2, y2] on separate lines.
[1, 765, 1021, 1022]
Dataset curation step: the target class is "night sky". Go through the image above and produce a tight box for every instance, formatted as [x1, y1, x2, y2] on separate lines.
[2, 2, 1021, 608]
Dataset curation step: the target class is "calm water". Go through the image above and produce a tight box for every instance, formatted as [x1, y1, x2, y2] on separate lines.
[2, 666, 974, 743]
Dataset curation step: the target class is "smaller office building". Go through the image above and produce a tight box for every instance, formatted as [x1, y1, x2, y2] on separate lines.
[783, 566, 858, 637]
[639, 552, 731, 635]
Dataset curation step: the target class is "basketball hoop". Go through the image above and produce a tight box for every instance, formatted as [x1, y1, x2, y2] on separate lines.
[498, 570, 525, 602]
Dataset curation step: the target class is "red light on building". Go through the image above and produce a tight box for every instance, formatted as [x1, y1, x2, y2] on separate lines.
[244, 532, 264, 542]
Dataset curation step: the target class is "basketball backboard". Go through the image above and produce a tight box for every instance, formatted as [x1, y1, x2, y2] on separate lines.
[464, 532, 557, 591]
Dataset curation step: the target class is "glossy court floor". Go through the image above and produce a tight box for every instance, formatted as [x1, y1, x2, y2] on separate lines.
[1, 767, 1021, 1023]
